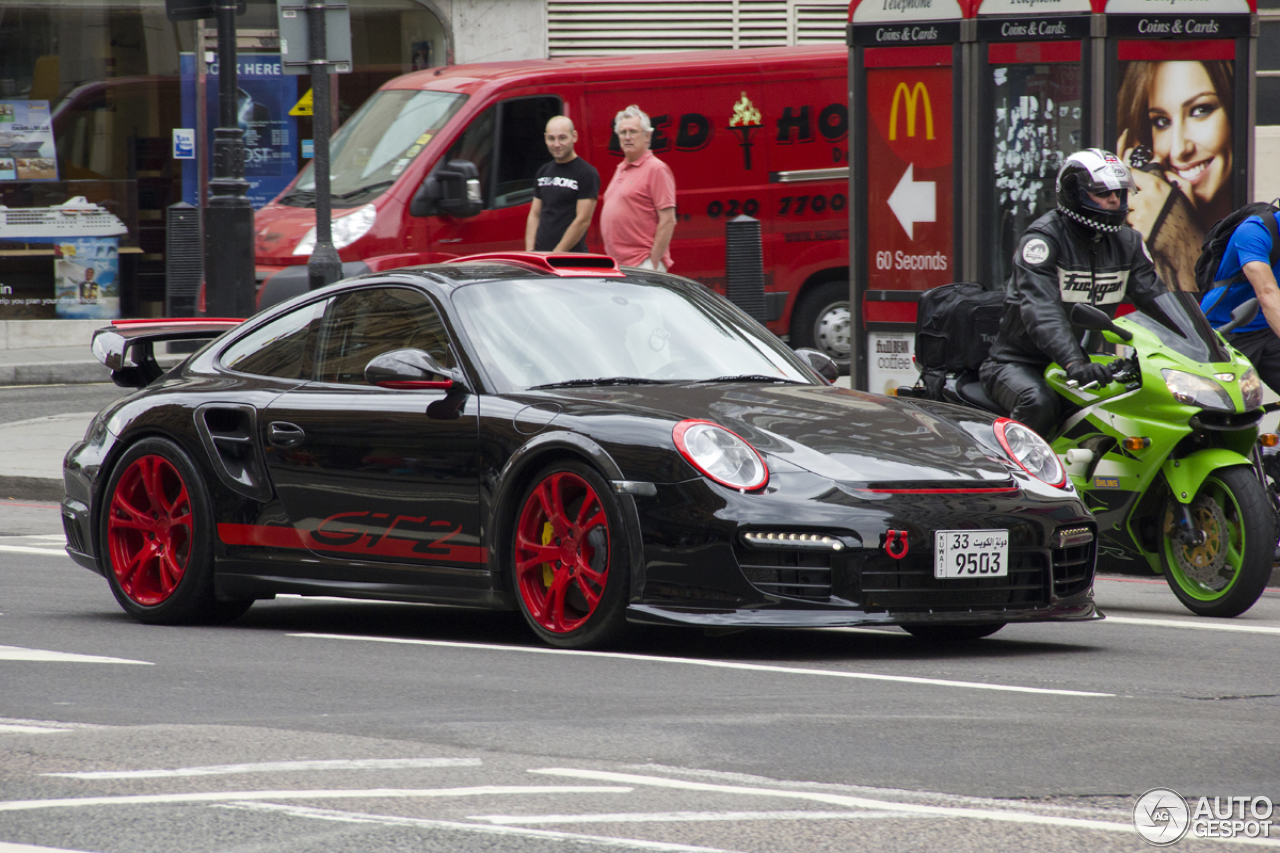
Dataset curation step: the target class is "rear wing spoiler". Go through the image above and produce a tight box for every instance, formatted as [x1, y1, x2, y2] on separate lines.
[91, 317, 243, 388]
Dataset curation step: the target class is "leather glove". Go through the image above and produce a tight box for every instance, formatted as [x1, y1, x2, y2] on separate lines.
[1065, 360, 1112, 387]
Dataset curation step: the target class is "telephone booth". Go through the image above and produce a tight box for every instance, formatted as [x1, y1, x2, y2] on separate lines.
[975, 0, 1093, 290]
[1101, 0, 1254, 293]
[848, 0, 965, 393]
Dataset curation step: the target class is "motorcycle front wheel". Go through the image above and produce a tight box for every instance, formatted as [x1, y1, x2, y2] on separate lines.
[1160, 465, 1275, 618]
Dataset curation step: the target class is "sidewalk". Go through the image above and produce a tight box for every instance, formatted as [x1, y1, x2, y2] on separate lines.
[0, 320, 112, 386]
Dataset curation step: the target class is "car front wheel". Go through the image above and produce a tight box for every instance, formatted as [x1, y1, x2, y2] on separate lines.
[511, 461, 629, 649]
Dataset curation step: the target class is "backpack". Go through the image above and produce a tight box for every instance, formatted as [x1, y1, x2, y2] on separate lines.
[914, 282, 1005, 399]
[1193, 200, 1280, 295]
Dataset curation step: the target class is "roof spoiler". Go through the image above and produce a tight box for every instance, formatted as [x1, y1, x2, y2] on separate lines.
[447, 252, 625, 277]
[91, 317, 243, 388]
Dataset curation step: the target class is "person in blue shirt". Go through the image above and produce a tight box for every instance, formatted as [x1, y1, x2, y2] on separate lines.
[1200, 210, 1280, 393]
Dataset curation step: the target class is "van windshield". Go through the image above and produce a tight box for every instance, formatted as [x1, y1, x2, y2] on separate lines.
[279, 89, 466, 208]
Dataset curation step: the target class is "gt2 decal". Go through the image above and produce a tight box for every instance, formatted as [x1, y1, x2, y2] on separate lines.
[218, 513, 487, 564]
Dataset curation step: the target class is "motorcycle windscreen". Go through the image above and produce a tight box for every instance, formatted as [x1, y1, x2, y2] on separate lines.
[1125, 290, 1234, 363]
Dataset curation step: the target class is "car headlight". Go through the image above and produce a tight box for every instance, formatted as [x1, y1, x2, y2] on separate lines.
[673, 419, 768, 491]
[293, 203, 378, 256]
[994, 418, 1067, 488]
[1161, 369, 1233, 411]
[1240, 367, 1264, 410]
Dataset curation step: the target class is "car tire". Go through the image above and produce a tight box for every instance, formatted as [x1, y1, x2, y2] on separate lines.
[901, 623, 1005, 642]
[790, 280, 850, 375]
[99, 437, 252, 625]
[510, 460, 630, 649]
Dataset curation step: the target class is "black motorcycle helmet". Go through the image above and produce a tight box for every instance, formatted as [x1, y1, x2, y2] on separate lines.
[1055, 148, 1136, 233]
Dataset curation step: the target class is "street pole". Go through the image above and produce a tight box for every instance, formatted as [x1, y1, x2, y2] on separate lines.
[306, 0, 341, 290]
[204, 0, 255, 318]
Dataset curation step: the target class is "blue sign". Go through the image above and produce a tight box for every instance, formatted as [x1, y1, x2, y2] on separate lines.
[173, 128, 196, 159]
[180, 53, 300, 209]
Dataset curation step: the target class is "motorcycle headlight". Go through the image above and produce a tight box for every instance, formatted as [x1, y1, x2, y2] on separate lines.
[1162, 369, 1233, 411]
[673, 419, 768, 491]
[293, 203, 378, 256]
[1240, 367, 1264, 410]
[994, 418, 1067, 488]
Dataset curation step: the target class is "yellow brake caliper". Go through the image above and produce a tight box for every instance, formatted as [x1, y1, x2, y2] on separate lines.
[541, 521, 555, 587]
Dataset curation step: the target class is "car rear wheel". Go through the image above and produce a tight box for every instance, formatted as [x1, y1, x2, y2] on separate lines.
[511, 461, 629, 649]
[100, 437, 251, 625]
[901, 623, 1005, 642]
[790, 280, 850, 375]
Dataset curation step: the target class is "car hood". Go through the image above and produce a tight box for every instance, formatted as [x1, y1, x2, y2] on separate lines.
[547, 382, 1013, 487]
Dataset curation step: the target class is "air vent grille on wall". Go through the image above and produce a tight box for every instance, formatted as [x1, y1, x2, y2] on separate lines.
[547, 0, 846, 57]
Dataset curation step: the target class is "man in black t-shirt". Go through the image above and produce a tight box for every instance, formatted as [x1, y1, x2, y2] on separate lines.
[525, 116, 599, 253]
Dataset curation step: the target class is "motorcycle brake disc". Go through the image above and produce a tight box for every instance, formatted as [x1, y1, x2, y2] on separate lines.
[1169, 495, 1229, 586]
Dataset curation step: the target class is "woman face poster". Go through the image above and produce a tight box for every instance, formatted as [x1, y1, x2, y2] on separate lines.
[1116, 58, 1234, 291]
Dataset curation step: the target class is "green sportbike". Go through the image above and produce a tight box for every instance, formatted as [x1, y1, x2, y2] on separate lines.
[941, 290, 1275, 618]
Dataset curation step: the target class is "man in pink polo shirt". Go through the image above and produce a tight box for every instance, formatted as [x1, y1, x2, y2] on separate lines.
[600, 105, 676, 271]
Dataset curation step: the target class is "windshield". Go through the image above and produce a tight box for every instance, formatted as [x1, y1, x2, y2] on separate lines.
[282, 89, 466, 207]
[1126, 290, 1234, 364]
[450, 276, 815, 392]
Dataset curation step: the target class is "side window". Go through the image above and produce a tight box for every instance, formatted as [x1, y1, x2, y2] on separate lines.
[314, 286, 455, 385]
[494, 96, 562, 208]
[220, 300, 327, 378]
[444, 106, 496, 207]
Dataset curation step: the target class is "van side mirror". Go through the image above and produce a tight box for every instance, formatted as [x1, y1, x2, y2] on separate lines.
[410, 159, 483, 218]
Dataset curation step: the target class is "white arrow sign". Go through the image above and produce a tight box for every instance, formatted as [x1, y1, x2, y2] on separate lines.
[887, 163, 936, 240]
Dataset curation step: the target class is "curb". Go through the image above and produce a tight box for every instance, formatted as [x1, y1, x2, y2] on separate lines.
[0, 474, 65, 503]
[0, 360, 110, 386]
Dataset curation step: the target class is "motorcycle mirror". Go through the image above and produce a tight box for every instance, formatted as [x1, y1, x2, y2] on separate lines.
[1068, 303, 1133, 341]
[1217, 298, 1259, 334]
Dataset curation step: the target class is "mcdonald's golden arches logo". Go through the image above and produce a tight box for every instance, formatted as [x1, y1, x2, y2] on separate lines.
[888, 82, 934, 141]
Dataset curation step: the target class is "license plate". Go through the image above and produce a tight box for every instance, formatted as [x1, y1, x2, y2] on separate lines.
[934, 530, 1009, 579]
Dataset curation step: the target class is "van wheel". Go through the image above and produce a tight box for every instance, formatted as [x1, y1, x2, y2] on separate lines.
[791, 281, 850, 375]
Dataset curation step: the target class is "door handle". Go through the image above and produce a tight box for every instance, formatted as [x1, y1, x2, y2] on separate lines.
[268, 421, 305, 448]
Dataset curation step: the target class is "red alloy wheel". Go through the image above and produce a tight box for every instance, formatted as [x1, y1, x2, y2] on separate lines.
[514, 470, 611, 634]
[106, 454, 194, 606]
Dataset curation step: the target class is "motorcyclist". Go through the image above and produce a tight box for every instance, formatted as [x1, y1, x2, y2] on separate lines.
[980, 148, 1168, 436]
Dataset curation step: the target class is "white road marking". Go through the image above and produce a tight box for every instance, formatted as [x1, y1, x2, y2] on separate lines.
[0, 646, 150, 665]
[1103, 616, 1280, 636]
[291, 634, 1114, 697]
[46, 758, 482, 780]
[0, 786, 633, 813]
[0, 725, 74, 734]
[530, 769, 1280, 847]
[0, 844, 103, 853]
[0, 545, 67, 557]
[470, 809, 931, 825]
[219, 802, 747, 853]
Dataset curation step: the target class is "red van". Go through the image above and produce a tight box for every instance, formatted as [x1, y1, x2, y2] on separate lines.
[253, 45, 851, 368]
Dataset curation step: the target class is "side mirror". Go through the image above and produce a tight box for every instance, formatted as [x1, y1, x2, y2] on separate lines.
[1068, 302, 1133, 342]
[794, 347, 840, 383]
[410, 159, 482, 218]
[1217, 297, 1259, 334]
[364, 348, 462, 390]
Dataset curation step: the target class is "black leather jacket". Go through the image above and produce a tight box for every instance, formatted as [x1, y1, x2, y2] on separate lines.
[987, 209, 1167, 368]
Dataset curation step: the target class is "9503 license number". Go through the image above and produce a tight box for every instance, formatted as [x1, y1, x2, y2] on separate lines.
[934, 530, 1009, 579]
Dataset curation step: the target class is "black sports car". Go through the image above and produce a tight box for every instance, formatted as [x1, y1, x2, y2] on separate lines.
[63, 253, 1100, 648]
